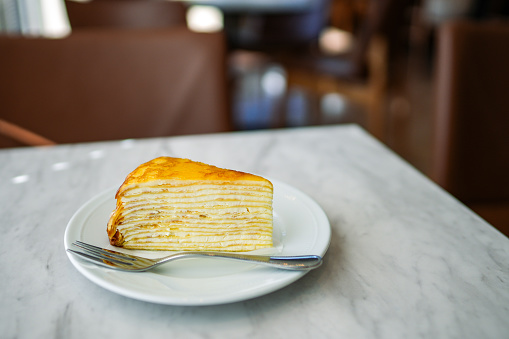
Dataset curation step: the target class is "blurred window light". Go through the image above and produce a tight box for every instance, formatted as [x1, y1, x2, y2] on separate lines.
[319, 27, 353, 55]
[52, 162, 70, 171]
[120, 139, 136, 149]
[1, 0, 70, 37]
[261, 66, 287, 97]
[321, 93, 346, 117]
[89, 149, 105, 159]
[12, 175, 30, 184]
[187, 6, 223, 33]
[40, 0, 71, 38]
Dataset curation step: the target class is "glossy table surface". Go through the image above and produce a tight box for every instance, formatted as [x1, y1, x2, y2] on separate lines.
[1, 125, 508, 339]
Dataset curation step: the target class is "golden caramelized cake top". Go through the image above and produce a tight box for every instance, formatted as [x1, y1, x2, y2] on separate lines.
[116, 157, 272, 197]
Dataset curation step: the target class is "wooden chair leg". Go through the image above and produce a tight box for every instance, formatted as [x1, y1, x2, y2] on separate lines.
[366, 35, 388, 140]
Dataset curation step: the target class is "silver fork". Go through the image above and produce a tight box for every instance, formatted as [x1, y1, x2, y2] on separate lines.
[67, 241, 323, 272]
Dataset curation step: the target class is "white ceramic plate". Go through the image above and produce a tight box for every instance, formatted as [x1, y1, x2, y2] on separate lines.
[64, 179, 330, 305]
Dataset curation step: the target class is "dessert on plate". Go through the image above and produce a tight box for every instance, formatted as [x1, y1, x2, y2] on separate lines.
[107, 157, 273, 252]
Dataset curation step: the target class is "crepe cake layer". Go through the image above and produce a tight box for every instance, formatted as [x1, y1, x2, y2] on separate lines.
[107, 157, 273, 251]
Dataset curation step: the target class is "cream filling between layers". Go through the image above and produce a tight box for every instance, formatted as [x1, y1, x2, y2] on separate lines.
[120, 182, 272, 198]
[114, 181, 273, 250]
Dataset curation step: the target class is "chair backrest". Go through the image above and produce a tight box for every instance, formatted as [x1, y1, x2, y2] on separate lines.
[0, 28, 230, 148]
[431, 20, 509, 203]
[65, 0, 187, 30]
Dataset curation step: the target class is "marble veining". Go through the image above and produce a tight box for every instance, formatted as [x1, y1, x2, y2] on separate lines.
[1, 125, 508, 339]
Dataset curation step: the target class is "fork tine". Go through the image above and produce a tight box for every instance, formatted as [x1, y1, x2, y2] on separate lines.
[73, 241, 136, 261]
[67, 249, 133, 267]
[71, 243, 135, 265]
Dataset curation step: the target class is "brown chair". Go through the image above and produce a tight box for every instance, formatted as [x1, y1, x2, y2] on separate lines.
[65, 0, 187, 30]
[280, 0, 413, 139]
[0, 28, 230, 148]
[431, 20, 509, 236]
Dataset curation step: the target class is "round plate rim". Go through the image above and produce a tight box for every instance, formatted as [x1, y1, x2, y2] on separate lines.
[64, 178, 331, 305]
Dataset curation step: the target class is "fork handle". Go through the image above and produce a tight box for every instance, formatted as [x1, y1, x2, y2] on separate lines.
[265, 255, 323, 270]
[163, 252, 323, 270]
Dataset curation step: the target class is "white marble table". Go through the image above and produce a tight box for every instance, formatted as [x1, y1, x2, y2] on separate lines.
[1, 125, 508, 339]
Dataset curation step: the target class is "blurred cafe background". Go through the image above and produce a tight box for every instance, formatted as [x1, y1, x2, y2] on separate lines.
[0, 0, 508, 235]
